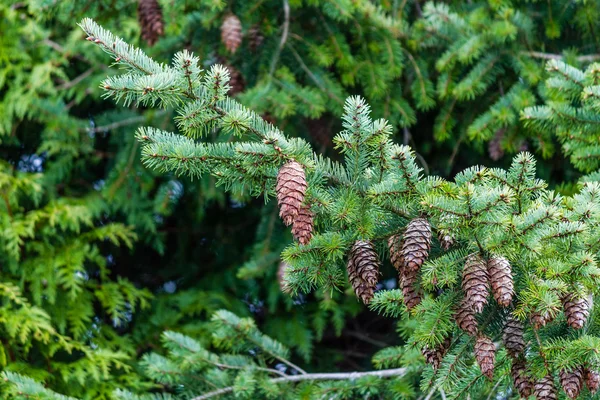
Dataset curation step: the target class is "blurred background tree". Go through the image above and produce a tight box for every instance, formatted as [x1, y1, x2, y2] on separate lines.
[2, 0, 600, 398]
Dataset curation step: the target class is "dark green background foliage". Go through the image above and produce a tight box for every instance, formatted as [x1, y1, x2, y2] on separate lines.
[2, 0, 600, 399]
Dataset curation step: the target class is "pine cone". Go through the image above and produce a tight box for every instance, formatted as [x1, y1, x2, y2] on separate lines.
[138, 0, 164, 46]
[584, 368, 600, 394]
[400, 267, 422, 310]
[401, 218, 431, 272]
[488, 128, 505, 161]
[276, 161, 307, 226]
[474, 335, 495, 380]
[248, 24, 264, 51]
[277, 261, 291, 294]
[503, 316, 526, 358]
[455, 299, 478, 336]
[437, 228, 454, 251]
[291, 204, 313, 245]
[559, 366, 583, 399]
[461, 254, 489, 313]
[422, 336, 452, 370]
[531, 311, 553, 330]
[487, 256, 514, 307]
[347, 241, 380, 304]
[221, 14, 242, 54]
[534, 375, 558, 400]
[562, 293, 589, 330]
[511, 358, 533, 399]
[225, 64, 245, 96]
[387, 234, 403, 272]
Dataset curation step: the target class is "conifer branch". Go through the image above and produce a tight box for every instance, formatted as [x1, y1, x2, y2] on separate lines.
[191, 367, 408, 400]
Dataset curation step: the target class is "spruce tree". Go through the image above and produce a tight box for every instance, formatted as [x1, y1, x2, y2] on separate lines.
[9, 19, 598, 399]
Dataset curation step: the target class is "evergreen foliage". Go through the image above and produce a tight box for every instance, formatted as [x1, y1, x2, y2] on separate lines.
[15, 20, 599, 399]
[5, 1, 600, 399]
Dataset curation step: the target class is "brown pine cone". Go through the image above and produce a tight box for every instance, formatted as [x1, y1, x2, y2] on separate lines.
[225, 64, 245, 96]
[277, 261, 291, 294]
[562, 293, 589, 330]
[221, 14, 242, 54]
[488, 128, 506, 161]
[503, 316, 525, 358]
[475, 335, 496, 380]
[461, 254, 489, 313]
[347, 241, 380, 304]
[487, 256, 514, 307]
[387, 234, 403, 272]
[400, 267, 422, 310]
[531, 310, 554, 330]
[511, 358, 533, 399]
[584, 368, 600, 394]
[437, 228, 454, 251]
[455, 299, 478, 336]
[422, 336, 452, 370]
[559, 366, 583, 399]
[248, 24, 264, 51]
[400, 218, 431, 272]
[291, 204, 313, 245]
[276, 161, 307, 226]
[138, 0, 164, 46]
[534, 375, 558, 400]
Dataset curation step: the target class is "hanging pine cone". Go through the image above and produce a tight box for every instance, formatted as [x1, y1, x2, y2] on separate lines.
[474, 335, 495, 379]
[584, 368, 600, 394]
[387, 234, 403, 272]
[534, 375, 558, 400]
[225, 64, 245, 96]
[277, 261, 291, 294]
[560, 367, 583, 399]
[422, 336, 452, 370]
[400, 218, 431, 272]
[400, 267, 422, 310]
[487, 256, 514, 307]
[221, 14, 242, 54]
[437, 228, 454, 251]
[511, 358, 533, 399]
[461, 254, 489, 313]
[455, 299, 478, 336]
[562, 293, 589, 330]
[503, 316, 525, 358]
[247, 24, 264, 51]
[138, 0, 164, 46]
[347, 241, 380, 304]
[531, 310, 554, 330]
[488, 128, 506, 161]
[291, 204, 313, 245]
[276, 161, 307, 226]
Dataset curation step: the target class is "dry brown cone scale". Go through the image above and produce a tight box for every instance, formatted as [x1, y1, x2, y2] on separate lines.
[474, 335, 496, 379]
[276, 161, 307, 226]
[559, 366, 584, 399]
[401, 218, 431, 272]
[534, 375, 558, 400]
[584, 368, 600, 394]
[387, 234, 404, 272]
[347, 241, 380, 304]
[437, 228, 454, 251]
[400, 267, 421, 310]
[511, 358, 533, 399]
[531, 310, 554, 330]
[422, 336, 452, 370]
[503, 316, 525, 358]
[291, 204, 313, 245]
[461, 254, 490, 313]
[221, 14, 242, 54]
[138, 0, 164, 46]
[562, 294, 589, 330]
[487, 256, 514, 307]
[455, 299, 478, 336]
